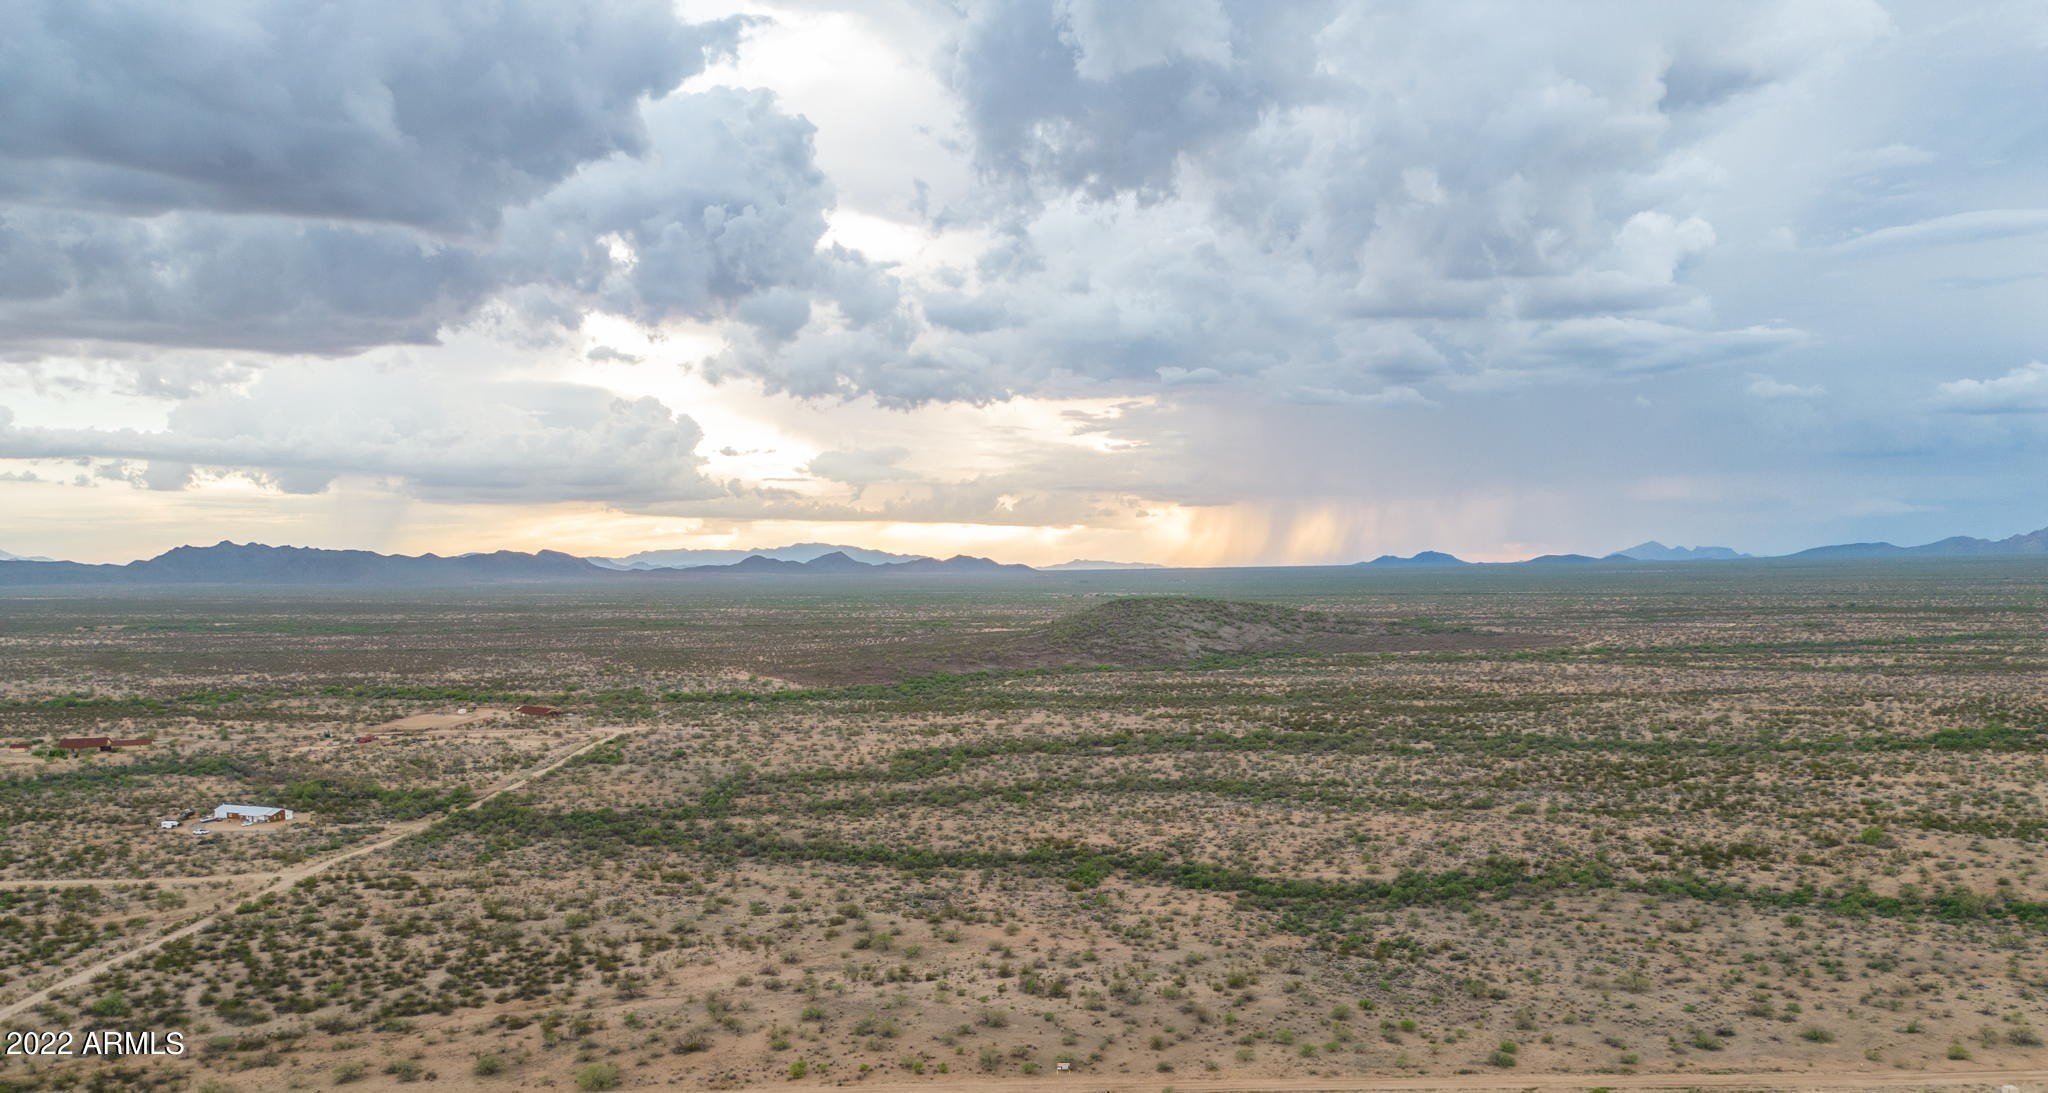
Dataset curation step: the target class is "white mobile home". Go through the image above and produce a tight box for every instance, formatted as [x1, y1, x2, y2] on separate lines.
[210, 804, 294, 824]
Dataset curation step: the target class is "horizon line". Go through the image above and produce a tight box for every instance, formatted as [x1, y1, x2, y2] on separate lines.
[6, 522, 2046, 571]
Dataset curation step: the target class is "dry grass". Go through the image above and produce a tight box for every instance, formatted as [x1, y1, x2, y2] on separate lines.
[1, 565, 2045, 1089]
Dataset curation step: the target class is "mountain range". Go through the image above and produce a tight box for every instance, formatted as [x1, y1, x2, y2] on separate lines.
[0, 542, 604, 586]
[1, 525, 2044, 586]
[668, 551, 1033, 578]
[593, 542, 927, 569]
[0, 542, 1036, 586]
[1786, 526, 2048, 559]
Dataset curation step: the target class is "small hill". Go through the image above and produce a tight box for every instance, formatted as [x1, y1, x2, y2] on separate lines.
[1015, 597, 1355, 666]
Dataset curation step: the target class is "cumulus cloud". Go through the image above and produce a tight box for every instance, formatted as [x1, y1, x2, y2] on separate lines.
[0, 1, 837, 358]
[945, 0, 1316, 201]
[1933, 362, 2048, 415]
[501, 88, 840, 327]
[0, 208, 495, 353]
[0, 0, 1904, 410]
[1057, 0, 1234, 81]
[1748, 376, 1826, 399]
[0, 91, 848, 357]
[692, 0, 1892, 408]
[0, 0, 738, 229]
[0, 366, 721, 503]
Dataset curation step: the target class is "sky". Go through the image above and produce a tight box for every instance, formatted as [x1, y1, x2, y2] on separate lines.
[1, 0, 2044, 566]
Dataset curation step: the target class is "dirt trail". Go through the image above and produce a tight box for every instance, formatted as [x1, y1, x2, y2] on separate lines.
[0, 730, 623, 1024]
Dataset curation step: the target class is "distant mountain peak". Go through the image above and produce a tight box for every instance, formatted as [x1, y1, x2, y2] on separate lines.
[1522, 553, 1601, 565]
[1357, 550, 1468, 567]
[1041, 559, 1165, 571]
[800, 550, 870, 571]
[1610, 541, 1750, 562]
[729, 554, 795, 568]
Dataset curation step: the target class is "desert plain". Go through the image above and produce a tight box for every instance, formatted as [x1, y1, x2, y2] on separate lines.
[1, 561, 2045, 1092]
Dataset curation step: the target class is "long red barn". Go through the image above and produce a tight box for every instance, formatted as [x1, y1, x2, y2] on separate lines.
[55, 737, 153, 751]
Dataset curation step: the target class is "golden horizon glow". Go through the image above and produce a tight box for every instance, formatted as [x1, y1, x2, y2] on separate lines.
[0, 465, 1577, 567]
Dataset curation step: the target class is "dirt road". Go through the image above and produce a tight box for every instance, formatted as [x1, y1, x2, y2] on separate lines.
[0, 730, 623, 1024]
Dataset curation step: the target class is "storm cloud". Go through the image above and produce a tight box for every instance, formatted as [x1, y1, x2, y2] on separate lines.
[0, 0, 833, 356]
[2, 0, 2045, 560]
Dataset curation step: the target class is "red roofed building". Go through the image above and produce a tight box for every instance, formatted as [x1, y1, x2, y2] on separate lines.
[515, 704, 563, 717]
[56, 737, 153, 752]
